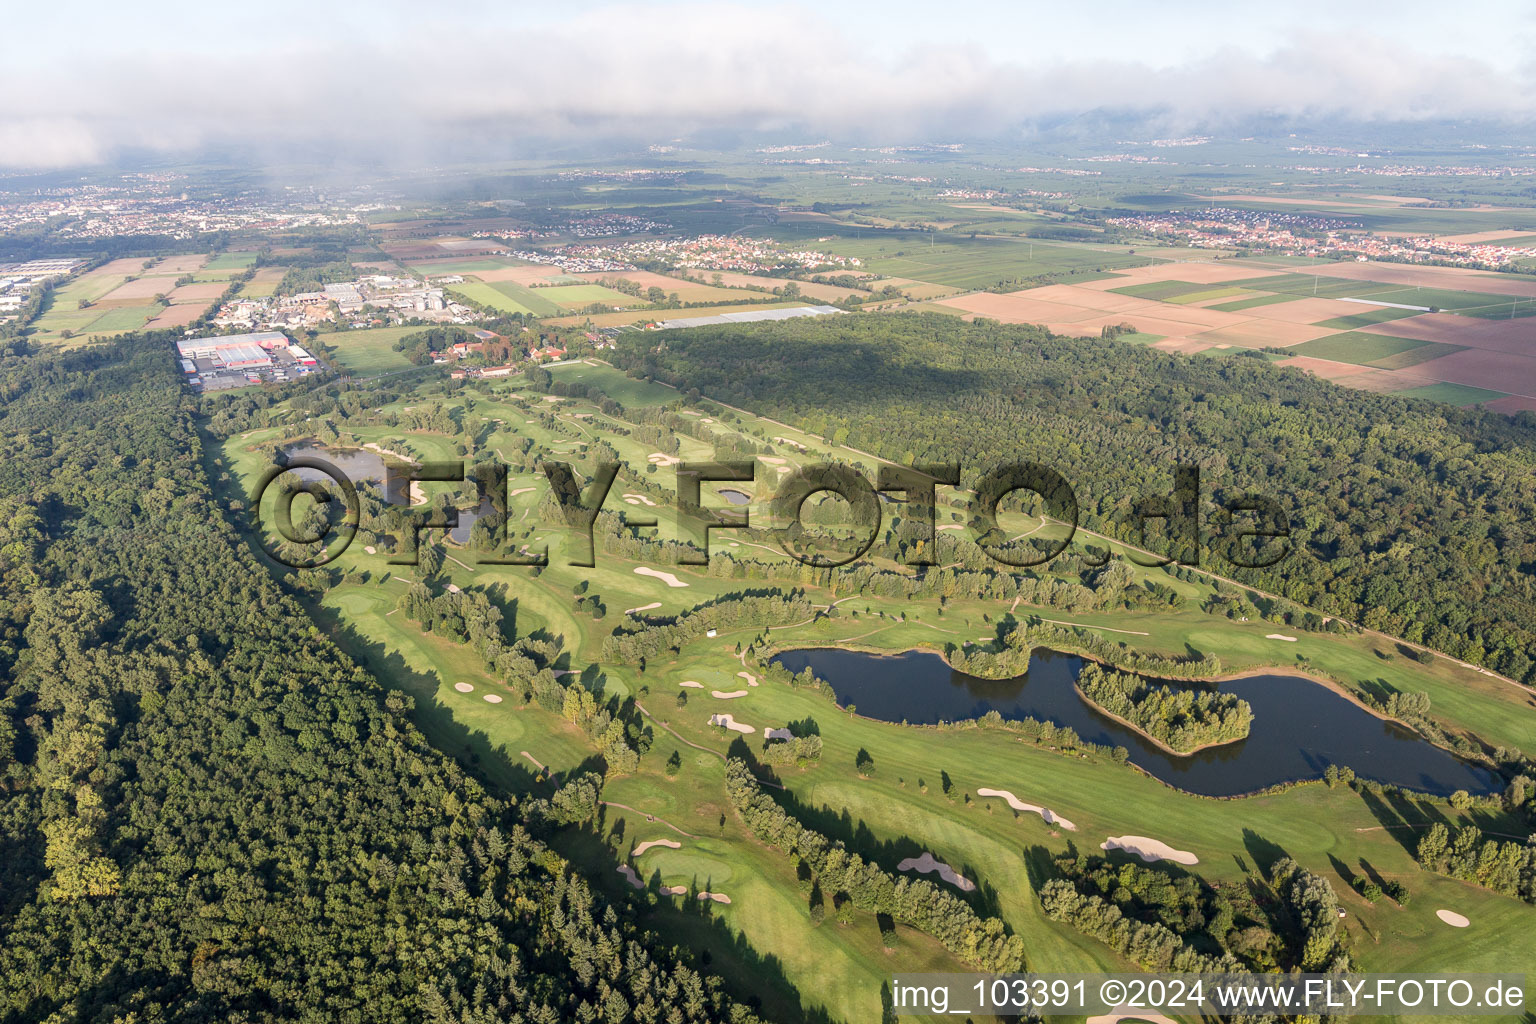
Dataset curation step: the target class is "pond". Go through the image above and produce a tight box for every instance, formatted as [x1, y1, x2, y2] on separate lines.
[281, 442, 489, 544]
[718, 488, 752, 506]
[769, 647, 1500, 797]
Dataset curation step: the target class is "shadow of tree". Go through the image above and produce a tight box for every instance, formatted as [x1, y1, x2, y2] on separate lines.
[554, 821, 837, 1024]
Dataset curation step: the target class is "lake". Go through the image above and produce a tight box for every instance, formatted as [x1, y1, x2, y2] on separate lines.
[770, 646, 1500, 797]
[281, 442, 488, 543]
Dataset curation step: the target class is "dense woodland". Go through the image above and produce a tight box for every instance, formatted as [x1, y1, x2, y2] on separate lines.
[1074, 663, 1252, 752]
[0, 335, 766, 1023]
[612, 314, 1536, 685]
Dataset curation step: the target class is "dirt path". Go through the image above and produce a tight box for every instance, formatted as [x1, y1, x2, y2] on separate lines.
[600, 801, 696, 837]
[635, 701, 785, 789]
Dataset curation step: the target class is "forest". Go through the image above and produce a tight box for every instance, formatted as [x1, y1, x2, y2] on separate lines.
[611, 314, 1536, 685]
[0, 334, 766, 1023]
[1073, 663, 1252, 753]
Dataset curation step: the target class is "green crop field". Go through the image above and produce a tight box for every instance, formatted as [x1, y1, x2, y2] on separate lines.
[800, 234, 1156, 290]
[1316, 307, 1427, 330]
[446, 281, 539, 316]
[1206, 291, 1294, 312]
[1108, 280, 1213, 301]
[535, 283, 642, 309]
[1393, 382, 1511, 407]
[205, 251, 259, 270]
[1289, 331, 1465, 369]
[1163, 284, 1248, 304]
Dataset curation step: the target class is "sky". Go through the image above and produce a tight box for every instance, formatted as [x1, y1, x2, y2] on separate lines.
[2, 0, 1534, 169]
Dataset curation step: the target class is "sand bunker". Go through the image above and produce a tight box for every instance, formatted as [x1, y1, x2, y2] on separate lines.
[624, 602, 662, 615]
[758, 456, 787, 465]
[1101, 836, 1198, 866]
[1436, 909, 1470, 928]
[632, 839, 682, 857]
[976, 788, 1077, 831]
[697, 891, 732, 904]
[936, 524, 963, 531]
[483, 694, 503, 704]
[363, 545, 377, 554]
[659, 885, 689, 896]
[647, 452, 682, 467]
[1087, 1011, 1178, 1024]
[617, 865, 645, 889]
[453, 682, 475, 693]
[709, 713, 756, 734]
[508, 486, 536, 497]
[678, 680, 704, 688]
[897, 852, 976, 892]
[634, 567, 688, 587]
[771, 436, 808, 450]
[1267, 633, 1298, 641]
[711, 690, 749, 699]
[737, 670, 758, 686]
[623, 492, 658, 506]
[764, 726, 793, 740]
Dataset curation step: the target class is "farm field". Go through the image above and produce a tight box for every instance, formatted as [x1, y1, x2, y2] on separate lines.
[545, 300, 812, 328]
[211, 351, 1536, 1023]
[803, 233, 1158, 290]
[447, 280, 562, 316]
[26, 256, 230, 345]
[935, 258, 1536, 409]
[574, 269, 778, 304]
[534, 283, 641, 309]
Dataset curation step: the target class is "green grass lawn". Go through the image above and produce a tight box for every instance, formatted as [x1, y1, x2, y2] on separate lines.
[545, 360, 681, 406]
[320, 326, 422, 374]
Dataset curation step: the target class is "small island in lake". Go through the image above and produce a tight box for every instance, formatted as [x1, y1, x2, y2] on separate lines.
[1075, 663, 1252, 755]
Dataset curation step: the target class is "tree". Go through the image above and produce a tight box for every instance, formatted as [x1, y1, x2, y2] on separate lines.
[855, 748, 876, 777]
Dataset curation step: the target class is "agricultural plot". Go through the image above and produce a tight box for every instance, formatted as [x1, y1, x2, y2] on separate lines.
[813, 234, 1155, 290]
[241, 268, 287, 298]
[447, 281, 560, 317]
[575, 270, 772, 304]
[1315, 307, 1425, 330]
[1393, 382, 1511, 406]
[534, 283, 640, 309]
[1108, 280, 1216, 301]
[205, 251, 259, 270]
[545, 300, 811, 329]
[1288, 332, 1466, 369]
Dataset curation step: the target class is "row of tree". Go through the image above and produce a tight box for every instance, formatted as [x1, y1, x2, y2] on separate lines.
[723, 758, 1025, 973]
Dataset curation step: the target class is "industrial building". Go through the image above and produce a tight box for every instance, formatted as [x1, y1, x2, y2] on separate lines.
[176, 331, 320, 392]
